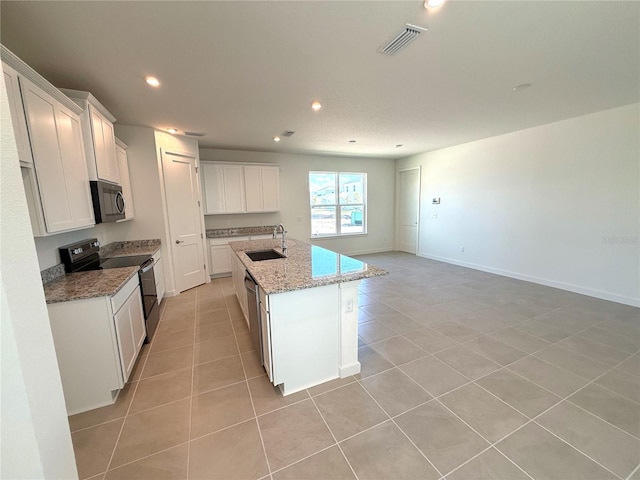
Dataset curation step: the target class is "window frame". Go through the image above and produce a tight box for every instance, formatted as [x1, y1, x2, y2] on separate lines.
[309, 171, 367, 238]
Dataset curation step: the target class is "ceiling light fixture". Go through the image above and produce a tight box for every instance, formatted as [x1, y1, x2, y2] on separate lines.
[424, 0, 446, 8]
[167, 128, 178, 134]
[273, 136, 281, 142]
[396, 144, 404, 148]
[349, 140, 356, 143]
[311, 101, 322, 111]
[145, 76, 161, 87]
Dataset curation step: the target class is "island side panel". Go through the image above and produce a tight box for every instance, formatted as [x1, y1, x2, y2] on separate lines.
[269, 284, 340, 395]
[339, 280, 361, 377]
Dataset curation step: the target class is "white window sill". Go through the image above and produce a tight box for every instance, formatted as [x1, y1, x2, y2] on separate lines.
[310, 232, 368, 240]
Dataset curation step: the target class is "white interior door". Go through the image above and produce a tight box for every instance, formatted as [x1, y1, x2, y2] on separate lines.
[161, 149, 207, 292]
[396, 167, 420, 254]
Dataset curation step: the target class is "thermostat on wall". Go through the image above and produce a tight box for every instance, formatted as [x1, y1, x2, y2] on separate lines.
[432, 197, 441, 204]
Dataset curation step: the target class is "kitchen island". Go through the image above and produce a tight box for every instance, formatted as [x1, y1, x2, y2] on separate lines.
[229, 238, 386, 395]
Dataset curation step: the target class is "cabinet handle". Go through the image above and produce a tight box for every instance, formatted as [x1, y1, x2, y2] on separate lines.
[176, 240, 184, 244]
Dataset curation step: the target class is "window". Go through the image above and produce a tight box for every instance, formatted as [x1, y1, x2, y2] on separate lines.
[309, 172, 366, 236]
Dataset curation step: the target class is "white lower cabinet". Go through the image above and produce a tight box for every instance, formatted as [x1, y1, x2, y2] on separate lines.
[259, 288, 273, 382]
[209, 235, 270, 278]
[47, 275, 145, 415]
[113, 285, 146, 381]
[154, 252, 165, 305]
[230, 251, 249, 321]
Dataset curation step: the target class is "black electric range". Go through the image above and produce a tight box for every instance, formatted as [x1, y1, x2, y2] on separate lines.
[59, 238, 160, 342]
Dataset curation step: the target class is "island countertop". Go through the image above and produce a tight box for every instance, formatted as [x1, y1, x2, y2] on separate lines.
[229, 238, 387, 295]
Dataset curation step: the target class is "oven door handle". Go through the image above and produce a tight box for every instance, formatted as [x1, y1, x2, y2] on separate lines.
[140, 258, 156, 273]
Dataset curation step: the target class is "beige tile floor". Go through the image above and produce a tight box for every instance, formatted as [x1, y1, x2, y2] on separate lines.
[69, 252, 640, 480]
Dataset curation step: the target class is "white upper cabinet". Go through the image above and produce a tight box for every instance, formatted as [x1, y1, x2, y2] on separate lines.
[60, 88, 120, 185]
[202, 162, 279, 215]
[222, 165, 246, 213]
[115, 138, 134, 220]
[244, 166, 263, 213]
[2, 61, 33, 165]
[245, 165, 280, 213]
[201, 163, 246, 214]
[20, 76, 95, 234]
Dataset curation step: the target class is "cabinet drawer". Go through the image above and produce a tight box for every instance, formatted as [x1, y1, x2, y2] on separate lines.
[111, 274, 139, 313]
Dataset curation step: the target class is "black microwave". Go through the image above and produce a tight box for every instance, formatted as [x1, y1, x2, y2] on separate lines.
[90, 180, 125, 223]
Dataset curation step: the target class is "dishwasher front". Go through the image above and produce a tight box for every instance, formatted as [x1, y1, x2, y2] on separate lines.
[243, 271, 263, 364]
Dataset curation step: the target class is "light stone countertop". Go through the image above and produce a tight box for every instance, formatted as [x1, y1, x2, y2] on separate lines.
[99, 239, 161, 258]
[43, 239, 161, 303]
[43, 267, 139, 304]
[229, 238, 387, 295]
[206, 226, 276, 238]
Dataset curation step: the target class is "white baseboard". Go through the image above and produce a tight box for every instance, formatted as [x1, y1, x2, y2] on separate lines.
[418, 252, 640, 308]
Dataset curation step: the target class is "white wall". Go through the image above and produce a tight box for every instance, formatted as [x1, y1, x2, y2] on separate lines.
[397, 103, 640, 306]
[199, 149, 396, 255]
[1, 72, 78, 479]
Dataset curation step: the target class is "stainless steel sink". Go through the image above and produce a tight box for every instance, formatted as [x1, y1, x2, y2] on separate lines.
[246, 249, 286, 261]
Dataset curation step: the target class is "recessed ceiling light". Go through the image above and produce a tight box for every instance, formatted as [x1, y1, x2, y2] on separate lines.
[424, 0, 446, 8]
[167, 128, 178, 134]
[349, 140, 356, 143]
[273, 136, 281, 142]
[395, 144, 404, 148]
[145, 76, 161, 87]
[311, 101, 322, 111]
[512, 83, 532, 91]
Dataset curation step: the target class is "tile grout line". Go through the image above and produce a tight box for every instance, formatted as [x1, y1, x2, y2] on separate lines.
[101, 318, 153, 475]
[307, 394, 361, 480]
[360, 318, 630, 479]
[352, 374, 444, 478]
[224, 282, 274, 479]
[184, 284, 203, 480]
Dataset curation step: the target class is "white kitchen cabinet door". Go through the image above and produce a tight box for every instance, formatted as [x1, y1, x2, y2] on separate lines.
[2, 61, 33, 165]
[153, 254, 165, 305]
[113, 286, 145, 382]
[20, 76, 94, 234]
[89, 105, 120, 184]
[261, 166, 280, 212]
[116, 141, 134, 220]
[223, 165, 246, 213]
[210, 243, 231, 275]
[244, 165, 280, 213]
[259, 295, 273, 381]
[231, 252, 248, 322]
[244, 165, 264, 213]
[202, 163, 226, 214]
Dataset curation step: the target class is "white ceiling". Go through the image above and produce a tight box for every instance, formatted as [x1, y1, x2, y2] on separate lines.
[1, 1, 638, 159]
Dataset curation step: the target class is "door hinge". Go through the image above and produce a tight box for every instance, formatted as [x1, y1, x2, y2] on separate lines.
[204, 264, 206, 270]
[195, 166, 198, 173]
[198, 200, 201, 207]
[201, 233, 203, 239]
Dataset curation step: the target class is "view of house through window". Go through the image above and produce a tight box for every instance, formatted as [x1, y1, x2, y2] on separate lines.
[309, 172, 366, 236]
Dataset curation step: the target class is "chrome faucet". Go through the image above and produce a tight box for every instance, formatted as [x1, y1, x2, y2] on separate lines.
[273, 223, 287, 255]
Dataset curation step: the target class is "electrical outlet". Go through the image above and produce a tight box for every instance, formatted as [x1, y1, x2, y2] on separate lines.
[460, 246, 465, 253]
[346, 298, 354, 313]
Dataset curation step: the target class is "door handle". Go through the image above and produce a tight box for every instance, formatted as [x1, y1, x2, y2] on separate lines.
[175, 240, 184, 244]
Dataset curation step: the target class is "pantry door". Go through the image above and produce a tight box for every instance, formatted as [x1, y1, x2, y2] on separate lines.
[396, 166, 420, 254]
[161, 149, 207, 292]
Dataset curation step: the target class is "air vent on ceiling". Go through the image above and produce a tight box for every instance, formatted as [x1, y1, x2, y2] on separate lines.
[378, 23, 427, 56]
[281, 130, 296, 137]
[184, 131, 206, 137]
